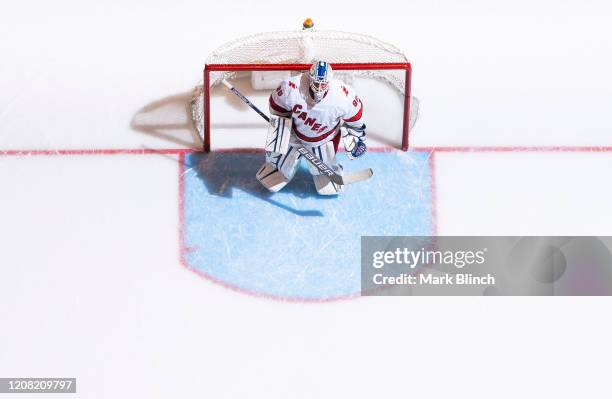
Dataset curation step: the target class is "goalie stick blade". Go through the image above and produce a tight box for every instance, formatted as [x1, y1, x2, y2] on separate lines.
[342, 168, 373, 185]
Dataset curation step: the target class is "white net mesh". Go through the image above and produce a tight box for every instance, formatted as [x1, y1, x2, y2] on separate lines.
[191, 27, 418, 148]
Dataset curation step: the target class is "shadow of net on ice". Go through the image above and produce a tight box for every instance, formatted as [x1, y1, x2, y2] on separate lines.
[130, 91, 202, 148]
[186, 152, 334, 217]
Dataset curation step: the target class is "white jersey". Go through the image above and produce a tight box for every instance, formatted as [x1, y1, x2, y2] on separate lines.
[269, 74, 365, 147]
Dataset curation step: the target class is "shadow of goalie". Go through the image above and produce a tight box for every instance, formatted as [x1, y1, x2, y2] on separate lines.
[185, 151, 341, 217]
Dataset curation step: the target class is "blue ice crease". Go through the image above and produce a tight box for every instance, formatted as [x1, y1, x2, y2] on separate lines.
[182, 150, 433, 300]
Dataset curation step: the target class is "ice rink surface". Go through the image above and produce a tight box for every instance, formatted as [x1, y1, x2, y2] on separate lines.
[2, 1, 612, 398]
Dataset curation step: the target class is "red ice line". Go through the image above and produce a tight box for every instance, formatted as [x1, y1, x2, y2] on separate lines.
[4, 145, 612, 302]
[0, 148, 190, 156]
[2, 145, 612, 157]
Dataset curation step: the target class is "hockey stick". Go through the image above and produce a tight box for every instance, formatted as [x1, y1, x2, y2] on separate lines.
[221, 79, 372, 186]
[342, 167, 373, 184]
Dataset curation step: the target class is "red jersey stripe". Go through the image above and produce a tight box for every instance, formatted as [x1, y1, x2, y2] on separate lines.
[344, 101, 363, 123]
[269, 95, 290, 114]
[292, 123, 340, 143]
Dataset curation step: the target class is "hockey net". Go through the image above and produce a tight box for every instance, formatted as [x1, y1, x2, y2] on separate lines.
[191, 25, 418, 152]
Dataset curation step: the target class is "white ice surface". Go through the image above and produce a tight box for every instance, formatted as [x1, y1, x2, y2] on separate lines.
[436, 151, 612, 235]
[1, 1, 612, 398]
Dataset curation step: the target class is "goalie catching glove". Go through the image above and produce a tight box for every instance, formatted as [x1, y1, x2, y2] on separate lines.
[342, 123, 367, 159]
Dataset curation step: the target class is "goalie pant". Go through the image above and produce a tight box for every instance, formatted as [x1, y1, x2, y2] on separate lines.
[256, 133, 344, 195]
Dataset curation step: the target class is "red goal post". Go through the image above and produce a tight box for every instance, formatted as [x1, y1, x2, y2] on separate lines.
[202, 62, 412, 152]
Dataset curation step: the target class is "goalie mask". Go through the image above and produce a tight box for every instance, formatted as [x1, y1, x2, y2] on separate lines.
[308, 61, 332, 102]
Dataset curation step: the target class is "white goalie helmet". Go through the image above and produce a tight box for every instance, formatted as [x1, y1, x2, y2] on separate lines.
[308, 60, 333, 102]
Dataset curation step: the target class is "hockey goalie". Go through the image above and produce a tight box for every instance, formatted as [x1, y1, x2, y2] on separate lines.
[256, 61, 367, 195]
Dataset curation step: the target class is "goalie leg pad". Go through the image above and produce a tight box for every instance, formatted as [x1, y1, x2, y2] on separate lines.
[304, 139, 342, 176]
[257, 145, 302, 192]
[303, 138, 344, 194]
[265, 116, 292, 155]
[256, 163, 289, 192]
[313, 173, 344, 195]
